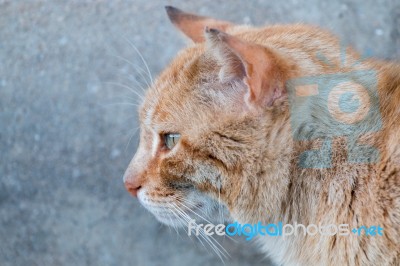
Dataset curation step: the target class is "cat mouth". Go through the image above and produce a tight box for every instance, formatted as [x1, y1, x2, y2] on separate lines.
[150, 206, 201, 227]
[138, 195, 208, 227]
[139, 199, 183, 226]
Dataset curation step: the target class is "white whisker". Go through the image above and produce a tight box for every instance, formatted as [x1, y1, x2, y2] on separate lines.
[102, 102, 140, 107]
[113, 54, 151, 88]
[127, 74, 148, 95]
[125, 127, 140, 152]
[123, 36, 154, 85]
[172, 202, 229, 261]
[169, 203, 209, 253]
[175, 196, 238, 244]
[105, 81, 144, 101]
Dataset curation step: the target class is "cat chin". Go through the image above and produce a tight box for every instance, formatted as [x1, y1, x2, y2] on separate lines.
[137, 186, 231, 228]
[155, 214, 186, 227]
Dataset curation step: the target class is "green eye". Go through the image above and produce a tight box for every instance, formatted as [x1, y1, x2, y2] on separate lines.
[164, 133, 181, 150]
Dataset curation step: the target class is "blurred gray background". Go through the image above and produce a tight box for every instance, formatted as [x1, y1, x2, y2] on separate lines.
[1, 0, 399, 265]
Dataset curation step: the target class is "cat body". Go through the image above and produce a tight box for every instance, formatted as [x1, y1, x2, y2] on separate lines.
[124, 6, 400, 265]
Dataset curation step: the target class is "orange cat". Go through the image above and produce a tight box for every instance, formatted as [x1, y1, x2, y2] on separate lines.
[124, 6, 400, 265]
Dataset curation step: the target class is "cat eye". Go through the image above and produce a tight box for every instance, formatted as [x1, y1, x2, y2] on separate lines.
[163, 133, 181, 150]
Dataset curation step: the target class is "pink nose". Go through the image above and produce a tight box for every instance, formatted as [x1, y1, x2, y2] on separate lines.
[124, 170, 145, 197]
[123, 158, 146, 197]
[124, 179, 142, 197]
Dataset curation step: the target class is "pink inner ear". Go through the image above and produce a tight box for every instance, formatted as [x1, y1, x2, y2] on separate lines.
[206, 29, 286, 108]
[166, 6, 232, 43]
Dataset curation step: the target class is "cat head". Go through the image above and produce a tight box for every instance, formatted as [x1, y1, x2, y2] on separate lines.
[123, 6, 290, 227]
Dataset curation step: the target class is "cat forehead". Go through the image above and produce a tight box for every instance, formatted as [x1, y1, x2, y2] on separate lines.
[139, 45, 217, 128]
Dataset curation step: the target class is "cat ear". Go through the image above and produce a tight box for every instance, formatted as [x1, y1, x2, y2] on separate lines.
[165, 6, 232, 43]
[205, 28, 286, 109]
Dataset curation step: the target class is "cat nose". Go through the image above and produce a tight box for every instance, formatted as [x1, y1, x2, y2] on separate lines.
[124, 151, 149, 197]
[123, 169, 145, 197]
[124, 177, 142, 197]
